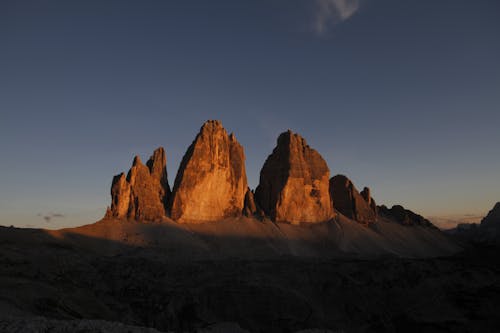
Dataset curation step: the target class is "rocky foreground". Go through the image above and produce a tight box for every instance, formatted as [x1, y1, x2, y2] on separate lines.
[0, 222, 498, 332]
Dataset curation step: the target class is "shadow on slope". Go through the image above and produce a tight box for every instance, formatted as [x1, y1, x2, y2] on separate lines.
[46, 215, 461, 260]
[0, 224, 498, 332]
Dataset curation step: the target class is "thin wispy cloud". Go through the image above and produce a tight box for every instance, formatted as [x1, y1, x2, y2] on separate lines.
[314, 0, 360, 34]
[37, 212, 65, 223]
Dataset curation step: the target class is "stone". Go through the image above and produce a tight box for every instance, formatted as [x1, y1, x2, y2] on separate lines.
[378, 204, 433, 227]
[255, 130, 333, 224]
[170, 120, 248, 223]
[329, 175, 377, 224]
[109, 147, 170, 221]
[480, 202, 500, 229]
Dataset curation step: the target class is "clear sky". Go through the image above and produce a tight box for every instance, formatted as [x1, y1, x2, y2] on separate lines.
[1, 0, 499, 229]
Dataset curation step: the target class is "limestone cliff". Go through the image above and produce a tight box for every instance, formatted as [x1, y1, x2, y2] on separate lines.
[255, 130, 333, 224]
[170, 120, 248, 223]
[110, 147, 170, 221]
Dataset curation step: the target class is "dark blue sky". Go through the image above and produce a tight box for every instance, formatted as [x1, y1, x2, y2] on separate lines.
[1, 0, 499, 228]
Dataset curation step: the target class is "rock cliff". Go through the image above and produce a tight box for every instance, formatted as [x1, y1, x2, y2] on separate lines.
[170, 120, 248, 223]
[329, 175, 377, 224]
[109, 147, 170, 221]
[255, 130, 333, 224]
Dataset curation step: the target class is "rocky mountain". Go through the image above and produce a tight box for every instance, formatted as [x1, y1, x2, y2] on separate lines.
[105, 120, 443, 238]
[378, 204, 433, 227]
[2, 120, 483, 332]
[255, 130, 333, 224]
[444, 203, 500, 244]
[329, 175, 377, 224]
[480, 202, 500, 229]
[109, 148, 170, 221]
[170, 120, 248, 223]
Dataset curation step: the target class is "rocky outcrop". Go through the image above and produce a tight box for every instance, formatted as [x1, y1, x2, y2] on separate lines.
[242, 188, 265, 218]
[361, 187, 378, 215]
[255, 130, 333, 224]
[243, 188, 257, 216]
[480, 202, 500, 229]
[170, 120, 248, 223]
[109, 148, 170, 221]
[378, 205, 433, 227]
[330, 175, 377, 224]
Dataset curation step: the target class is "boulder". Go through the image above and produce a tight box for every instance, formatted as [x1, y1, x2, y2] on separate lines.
[255, 130, 333, 224]
[170, 120, 248, 223]
[329, 175, 377, 224]
[109, 147, 170, 221]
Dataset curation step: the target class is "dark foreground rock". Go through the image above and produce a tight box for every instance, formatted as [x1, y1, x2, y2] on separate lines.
[0, 224, 497, 333]
[0, 317, 164, 333]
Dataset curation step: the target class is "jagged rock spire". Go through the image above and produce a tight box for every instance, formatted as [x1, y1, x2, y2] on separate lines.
[110, 147, 170, 221]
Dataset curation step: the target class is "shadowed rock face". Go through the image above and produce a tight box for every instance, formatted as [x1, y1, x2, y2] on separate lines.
[330, 175, 377, 224]
[110, 148, 170, 221]
[255, 130, 333, 224]
[361, 186, 378, 215]
[480, 202, 500, 229]
[378, 204, 433, 227]
[170, 120, 248, 223]
[243, 188, 257, 217]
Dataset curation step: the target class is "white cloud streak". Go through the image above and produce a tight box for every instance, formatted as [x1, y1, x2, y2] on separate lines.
[314, 0, 360, 34]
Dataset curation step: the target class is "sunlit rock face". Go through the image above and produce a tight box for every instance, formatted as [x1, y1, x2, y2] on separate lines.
[330, 175, 377, 224]
[110, 147, 170, 221]
[255, 130, 333, 224]
[170, 120, 248, 223]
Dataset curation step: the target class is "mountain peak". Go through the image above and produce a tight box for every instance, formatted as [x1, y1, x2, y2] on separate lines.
[255, 130, 333, 224]
[170, 120, 248, 223]
[480, 202, 500, 229]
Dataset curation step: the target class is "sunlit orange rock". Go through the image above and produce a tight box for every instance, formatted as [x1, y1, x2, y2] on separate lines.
[170, 120, 248, 223]
[255, 130, 333, 224]
[109, 147, 170, 221]
[330, 175, 377, 224]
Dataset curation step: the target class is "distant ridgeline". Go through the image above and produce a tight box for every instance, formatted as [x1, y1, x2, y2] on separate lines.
[106, 120, 433, 228]
[449, 202, 500, 243]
